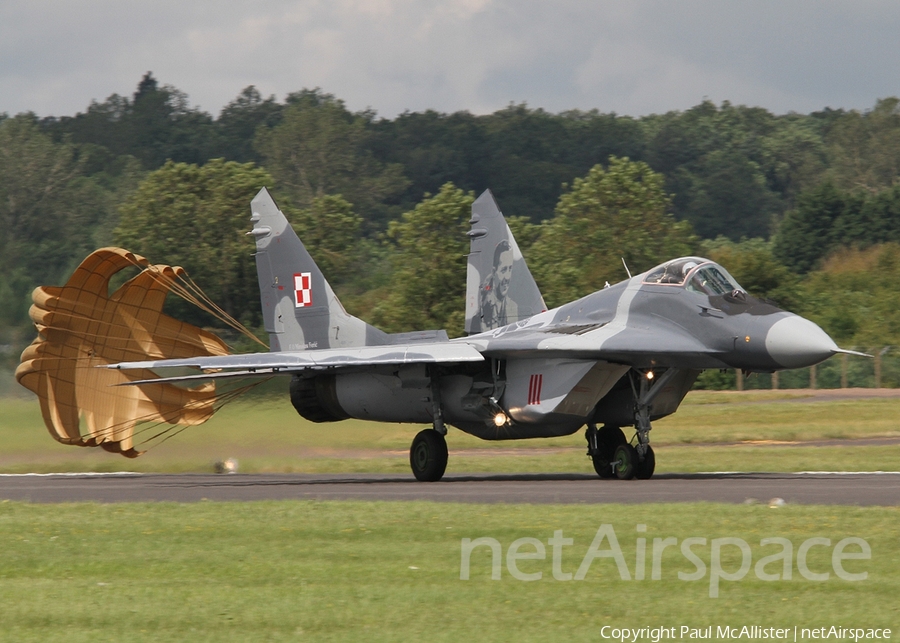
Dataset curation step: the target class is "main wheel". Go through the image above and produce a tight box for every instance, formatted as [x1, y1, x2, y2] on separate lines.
[634, 445, 655, 480]
[409, 429, 448, 482]
[613, 444, 637, 480]
[591, 426, 627, 479]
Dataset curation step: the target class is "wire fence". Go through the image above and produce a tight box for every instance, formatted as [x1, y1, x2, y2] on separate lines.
[697, 347, 900, 391]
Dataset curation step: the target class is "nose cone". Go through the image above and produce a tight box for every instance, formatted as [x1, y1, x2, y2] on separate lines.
[765, 315, 838, 369]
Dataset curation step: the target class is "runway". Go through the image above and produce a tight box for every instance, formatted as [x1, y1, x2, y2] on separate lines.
[0, 471, 898, 505]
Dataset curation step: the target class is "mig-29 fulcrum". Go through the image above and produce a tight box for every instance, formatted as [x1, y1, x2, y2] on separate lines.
[18, 189, 861, 481]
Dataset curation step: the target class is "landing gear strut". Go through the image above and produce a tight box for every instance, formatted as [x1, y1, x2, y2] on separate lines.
[409, 371, 450, 482]
[625, 368, 678, 480]
[626, 368, 675, 480]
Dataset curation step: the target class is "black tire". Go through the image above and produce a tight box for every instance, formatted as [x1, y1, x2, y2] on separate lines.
[634, 445, 656, 480]
[613, 444, 637, 480]
[591, 426, 626, 479]
[409, 429, 448, 482]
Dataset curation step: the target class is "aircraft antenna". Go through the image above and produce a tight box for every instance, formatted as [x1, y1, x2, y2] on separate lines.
[621, 257, 632, 279]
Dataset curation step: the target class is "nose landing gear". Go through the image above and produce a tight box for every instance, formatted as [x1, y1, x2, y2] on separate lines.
[588, 368, 677, 480]
[613, 442, 655, 480]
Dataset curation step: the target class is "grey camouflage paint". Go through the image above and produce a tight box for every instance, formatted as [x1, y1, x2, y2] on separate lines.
[109, 188, 847, 441]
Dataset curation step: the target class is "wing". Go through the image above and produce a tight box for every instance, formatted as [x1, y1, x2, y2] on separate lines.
[106, 342, 485, 385]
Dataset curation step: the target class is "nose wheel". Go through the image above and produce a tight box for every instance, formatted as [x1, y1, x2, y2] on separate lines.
[587, 423, 655, 479]
[634, 444, 655, 479]
[410, 429, 448, 482]
[612, 443, 655, 480]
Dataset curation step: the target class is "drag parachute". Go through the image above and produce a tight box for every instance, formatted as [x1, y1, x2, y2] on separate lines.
[15, 248, 263, 457]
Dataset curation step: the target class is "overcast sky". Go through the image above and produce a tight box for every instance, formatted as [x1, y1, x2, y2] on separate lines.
[2, 0, 899, 120]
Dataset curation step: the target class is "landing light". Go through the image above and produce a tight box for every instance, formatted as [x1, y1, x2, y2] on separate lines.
[493, 412, 508, 427]
[646, 370, 655, 380]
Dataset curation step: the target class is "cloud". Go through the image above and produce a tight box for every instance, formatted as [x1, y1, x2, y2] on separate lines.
[1, 0, 899, 119]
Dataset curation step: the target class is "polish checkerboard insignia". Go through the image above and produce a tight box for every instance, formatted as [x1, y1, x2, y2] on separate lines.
[294, 273, 312, 308]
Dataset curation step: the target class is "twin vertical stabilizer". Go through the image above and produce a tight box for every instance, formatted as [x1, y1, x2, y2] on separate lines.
[250, 188, 388, 352]
[465, 190, 546, 334]
[251, 187, 538, 348]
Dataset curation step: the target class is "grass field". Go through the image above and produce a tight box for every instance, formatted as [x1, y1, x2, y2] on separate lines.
[2, 391, 898, 640]
[1, 389, 899, 474]
[0, 500, 897, 642]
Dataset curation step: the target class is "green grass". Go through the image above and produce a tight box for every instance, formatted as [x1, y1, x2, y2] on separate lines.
[0, 501, 896, 642]
[2, 391, 899, 474]
[2, 390, 898, 640]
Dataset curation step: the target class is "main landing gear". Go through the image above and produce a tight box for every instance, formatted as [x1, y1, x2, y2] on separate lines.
[586, 424, 656, 480]
[410, 373, 449, 482]
[410, 429, 448, 482]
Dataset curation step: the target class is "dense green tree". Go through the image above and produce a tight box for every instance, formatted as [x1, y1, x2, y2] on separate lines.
[255, 90, 408, 228]
[678, 149, 783, 240]
[773, 175, 900, 277]
[760, 117, 827, 202]
[114, 159, 273, 327]
[214, 86, 284, 163]
[470, 105, 575, 221]
[368, 109, 487, 212]
[369, 104, 645, 223]
[370, 184, 472, 337]
[642, 101, 790, 240]
[286, 194, 363, 282]
[0, 115, 110, 326]
[42, 72, 216, 170]
[799, 244, 900, 347]
[528, 157, 698, 307]
[826, 98, 900, 192]
[833, 183, 900, 247]
[10, 82, 900, 356]
[773, 182, 863, 273]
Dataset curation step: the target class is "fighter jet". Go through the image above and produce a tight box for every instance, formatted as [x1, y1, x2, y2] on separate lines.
[107, 188, 858, 481]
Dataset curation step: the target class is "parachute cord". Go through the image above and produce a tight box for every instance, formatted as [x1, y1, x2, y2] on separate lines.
[133, 378, 272, 451]
[90, 377, 274, 452]
[118, 255, 267, 351]
[134, 261, 268, 350]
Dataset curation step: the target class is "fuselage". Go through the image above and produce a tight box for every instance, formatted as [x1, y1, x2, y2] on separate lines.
[291, 257, 839, 442]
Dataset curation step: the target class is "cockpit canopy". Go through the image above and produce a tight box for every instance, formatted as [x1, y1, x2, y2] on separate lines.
[643, 257, 745, 297]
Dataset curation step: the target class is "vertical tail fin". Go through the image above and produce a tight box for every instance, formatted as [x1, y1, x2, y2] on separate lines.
[249, 188, 386, 351]
[465, 190, 546, 334]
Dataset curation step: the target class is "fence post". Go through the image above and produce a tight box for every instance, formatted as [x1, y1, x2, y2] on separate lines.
[772, 371, 779, 390]
[875, 348, 882, 389]
[841, 353, 848, 388]
[810, 364, 817, 390]
[736, 369, 744, 391]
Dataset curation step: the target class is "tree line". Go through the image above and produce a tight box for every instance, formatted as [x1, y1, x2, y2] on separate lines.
[3, 73, 900, 381]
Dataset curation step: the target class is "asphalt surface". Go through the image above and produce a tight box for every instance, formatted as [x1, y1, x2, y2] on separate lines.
[0, 471, 898, 505]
